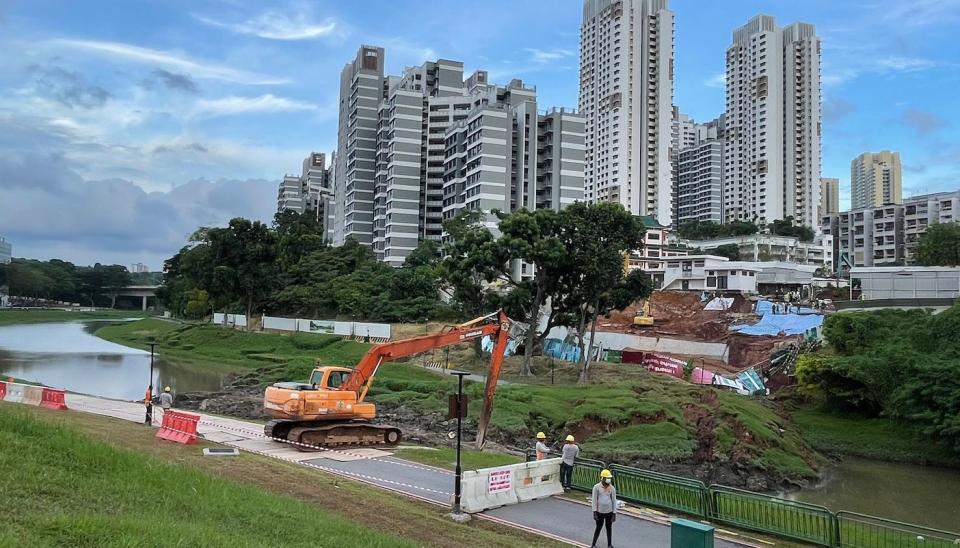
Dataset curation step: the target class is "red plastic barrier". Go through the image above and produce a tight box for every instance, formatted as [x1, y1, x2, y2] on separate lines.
[0, 381, 6, 401]
[39, 387, 68, 410]
[155, 410, 200, 444]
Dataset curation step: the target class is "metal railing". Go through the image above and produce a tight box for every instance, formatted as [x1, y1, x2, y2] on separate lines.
[610, 464, 709, 517]
[837, 512, 960, 548]
[519, 450, 960, 548]
[708, 485, 836, 546]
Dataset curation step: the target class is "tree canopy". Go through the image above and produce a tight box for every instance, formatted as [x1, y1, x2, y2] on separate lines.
[915, 223, 960, 266]
[676, 220, 759, 240]
[0, 259, 130, 306]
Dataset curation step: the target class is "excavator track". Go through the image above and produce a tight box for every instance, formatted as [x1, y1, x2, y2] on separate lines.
[264, 420, 401, 451]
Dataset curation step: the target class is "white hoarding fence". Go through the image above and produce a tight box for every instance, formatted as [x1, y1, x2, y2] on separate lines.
[298, 319, 335, 334]
[258, 315, 391, 341]
[212, 313, 247, 328]
[263, 316, 298, 332]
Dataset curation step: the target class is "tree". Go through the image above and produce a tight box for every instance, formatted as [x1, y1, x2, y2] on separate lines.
[709, 243, 741, 261]
[768, 216, 815, 242]
[558, 203, 653, 383]
[439, 210, 501, 319]
[915, 223, 960, 266]
[677, 220, 759, 240]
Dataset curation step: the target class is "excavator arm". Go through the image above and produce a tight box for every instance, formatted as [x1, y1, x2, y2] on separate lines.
[339, 310, 512, 448]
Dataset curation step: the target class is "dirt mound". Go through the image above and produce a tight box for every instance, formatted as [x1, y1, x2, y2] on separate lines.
[727, 335, 792, 369]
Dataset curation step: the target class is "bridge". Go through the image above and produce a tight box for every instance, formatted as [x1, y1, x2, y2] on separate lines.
[111, 285, 159, 311]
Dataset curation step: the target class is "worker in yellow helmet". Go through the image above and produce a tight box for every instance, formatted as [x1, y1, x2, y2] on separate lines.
[560, 434, 579, 490]
[160, 386, 174, 413]
[591, 469, 617, 548]
[535, 431, 549, 460]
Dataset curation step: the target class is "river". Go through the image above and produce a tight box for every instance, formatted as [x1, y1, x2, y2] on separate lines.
[787, 456, 960, 531]
[0, 321, 958, 530]
[0, 321, 225, 400]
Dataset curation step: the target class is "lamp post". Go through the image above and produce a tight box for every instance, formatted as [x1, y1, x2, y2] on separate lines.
[145, 342, 156, 425]
[448, 370, 470, 522]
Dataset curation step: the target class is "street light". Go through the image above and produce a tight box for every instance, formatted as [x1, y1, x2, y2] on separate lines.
[144, 342, 156, 425]
[448, 370, 470, 522]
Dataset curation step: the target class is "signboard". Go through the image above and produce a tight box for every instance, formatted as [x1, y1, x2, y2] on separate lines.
[307, 320, 334, 334]
[641, 353, 686, 378]
[447, 394, 469, 419]
[488, 469, 513, 494]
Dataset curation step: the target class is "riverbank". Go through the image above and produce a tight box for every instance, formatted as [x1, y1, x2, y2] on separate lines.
[0, 402, 562, 547]
[792, 406, 960, 468]
[0, 308, 147, 326]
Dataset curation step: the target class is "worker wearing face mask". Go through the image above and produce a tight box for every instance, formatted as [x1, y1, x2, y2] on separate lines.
[590, 469, 617, 548]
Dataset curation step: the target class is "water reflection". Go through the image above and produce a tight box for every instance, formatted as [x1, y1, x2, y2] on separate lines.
[0, 321, 224, 400]
[787, 456, 960, 531]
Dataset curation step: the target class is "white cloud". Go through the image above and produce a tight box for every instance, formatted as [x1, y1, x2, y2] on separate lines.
[703, 73, 726, 88]
[45, 39, 289, 85]
[192, 94, 318, 118]
[880, 0, 960, 28]
[525, 48, 575, 63]
[193, 11, 338, 41]
[875, 56, 937, 71]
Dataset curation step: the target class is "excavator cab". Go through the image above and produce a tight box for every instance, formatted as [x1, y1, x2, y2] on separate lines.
[308, 367, 352, 389]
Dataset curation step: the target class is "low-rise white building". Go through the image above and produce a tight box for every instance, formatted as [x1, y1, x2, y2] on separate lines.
[852, 266, 960, 300]
[662, 255, 759, 293]
[626, 216, 687, 288]
[672, 233, 833, 269]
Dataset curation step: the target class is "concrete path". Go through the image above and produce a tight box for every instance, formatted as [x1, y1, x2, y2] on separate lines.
[58, 392, 760, 547]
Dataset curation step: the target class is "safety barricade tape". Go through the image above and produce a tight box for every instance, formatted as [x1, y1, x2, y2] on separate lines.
[150, 419, 452, 498]
[151, 409, 454, 476]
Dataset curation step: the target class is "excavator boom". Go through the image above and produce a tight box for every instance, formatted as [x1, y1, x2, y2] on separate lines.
[262, 311, 513, 449]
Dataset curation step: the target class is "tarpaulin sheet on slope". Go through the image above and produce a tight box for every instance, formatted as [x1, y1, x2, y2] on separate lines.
[730, 312, 823, 336]
[481, 335, 519, 357]
[704, 297, 735, 311]
[737, 368, 766, 393]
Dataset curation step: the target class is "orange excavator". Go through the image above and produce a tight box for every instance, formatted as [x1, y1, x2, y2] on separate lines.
[263, 311, 514, 450]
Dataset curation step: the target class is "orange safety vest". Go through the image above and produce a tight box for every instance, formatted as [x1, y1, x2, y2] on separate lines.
[144, 388, 152, 407]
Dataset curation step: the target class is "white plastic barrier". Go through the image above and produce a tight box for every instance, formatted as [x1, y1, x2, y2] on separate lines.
[458, 465, 521, 513]
[21, 385, 43, 406]
[513, 458, 564, 503]
[263, 316, 298, 332]
[4, 382, 24, 403]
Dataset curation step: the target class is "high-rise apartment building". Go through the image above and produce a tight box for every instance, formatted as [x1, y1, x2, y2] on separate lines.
[723, 15, 821, 228]
[676, 116, 725, 225]
[821, 190, 960, 267]
[0, 236, 12, 264]
[326, 46, 584, 266]
[333, 46, 385, 247]
[820, 177, 839, 216]
[851, 151, 901, 209]
[277, 174, 305, 214]
[580, 0, 675, 224]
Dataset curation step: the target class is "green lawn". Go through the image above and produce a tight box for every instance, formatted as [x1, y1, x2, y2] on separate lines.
[0, 308, 147, 326]
[0, 405, 411, 547]
[393, 447, 523, 471]
[792, 407, 960, 467]
[95, 318, 372, 374]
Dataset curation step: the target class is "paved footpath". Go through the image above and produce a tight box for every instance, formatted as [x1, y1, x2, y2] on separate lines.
[62, 392, 761, 547]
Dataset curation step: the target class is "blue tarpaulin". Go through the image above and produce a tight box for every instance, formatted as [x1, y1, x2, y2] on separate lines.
[754, 299, 818, 315]
[481, 335, 519, 357]
[730, 312, 823, 336]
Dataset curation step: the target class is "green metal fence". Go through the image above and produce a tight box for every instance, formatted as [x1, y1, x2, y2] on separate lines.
[708, 485, 837, 546]
[570, 457, 607, 492]
[609, 464, 708, 517]
[837, 511, 960, 548]
[521, 451, 960, 548]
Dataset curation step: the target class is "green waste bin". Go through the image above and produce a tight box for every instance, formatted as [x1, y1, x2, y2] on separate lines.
[671, 518, 714, 548]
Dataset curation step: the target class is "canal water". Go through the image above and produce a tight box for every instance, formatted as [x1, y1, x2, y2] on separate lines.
[787, 456, 960, 531]
[0, 321, 225, 400]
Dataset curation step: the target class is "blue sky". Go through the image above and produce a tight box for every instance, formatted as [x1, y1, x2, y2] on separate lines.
[0, 0, 957, 266]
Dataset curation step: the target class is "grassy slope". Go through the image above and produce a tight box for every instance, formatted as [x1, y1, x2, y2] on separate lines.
[394, 447, 523, 471]
[0, 403, 562, 548]
[0, 405, 408, 547]
[792, 407, 960, 467]
[0, 308, 147, 326]
[95, 318, 371, 373]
